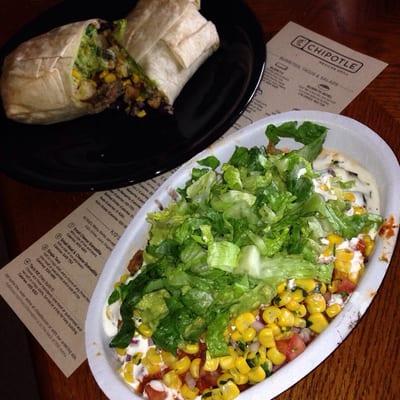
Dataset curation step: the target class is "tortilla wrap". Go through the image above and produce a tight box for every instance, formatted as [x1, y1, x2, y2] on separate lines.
[121, 0, 219, 103]
[1, 19, 102, 124]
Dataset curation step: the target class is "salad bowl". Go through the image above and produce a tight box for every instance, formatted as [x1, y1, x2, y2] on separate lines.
[85, 110, 399, 400]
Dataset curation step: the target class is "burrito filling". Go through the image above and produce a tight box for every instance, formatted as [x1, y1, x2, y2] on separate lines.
[72, 23, 168, 117]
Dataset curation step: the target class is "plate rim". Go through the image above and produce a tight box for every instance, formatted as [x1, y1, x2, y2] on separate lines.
[85, 110, 400, 400]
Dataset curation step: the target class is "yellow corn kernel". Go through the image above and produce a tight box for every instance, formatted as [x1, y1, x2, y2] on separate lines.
[162, 351, 177, 366]
[308, 312, 329, 333]
[266, 347, 286, 365]
[328, 280, 339, 293]
[123, 361, 134, 383]
[221, 381, 240, 400]
[182, 343, 200, 354]
[276, 281, 286, 294]
[204, 352, 220, 372]
[137, 323, 153, 337]
[220, 356, 236, 370]
[211, 390, 223, 400]
[305, 293, 327, 314]
[326, 303, 342, 318]
[115, 347, 126, 356]
[181, 384, 199, 400]
[294, 304, 307, 318]
[353, 206, 366, 215]
[104, 72, 117, 83]
[293, 317, 306, 328]
[286, 300, 300, 311]
[258, 346, 267, 364]
[135, 109, 147, 118]
[319, 282, 327, 294]
[362, 235, 374, 257]
[334, 259, 350, 274]
[336, 249, 354, 262]
[267, 323, 281, 337]
[190, 358, 201, 379]
[295, 279, 317, 292]
[291, 288, 305, 303]
[163, 370, 182, 390]
[248, 366, 266, 383]
[131, 73, 140, 83]
[235, 356, 251, 374]
[229, 368, 248, 385]
[146, 363, 161, 374]
[277, 308, 295, 327]
[231, 330, 242, 342]
[228, 346, 237, 357]
[173, 356, 191, 375]
[146, 347, 162, 364]
[235, 312, 255, 333]
[72, 68, 81, 79]
[258, 328, 275, 348]
[343, 192, 356, 202]
[119, 273, 129, 284]
[275, 330, 294, 341]
[242, 327, 256, 342]
[99, 70, 108, 79]
[218, 373, 234, 386]
[327, 234, 343, 245]
[246, 351, 256, 360]
[262, 306, 281, 324]
[322, 245, 332, 257]
[275, 291, 292, 307]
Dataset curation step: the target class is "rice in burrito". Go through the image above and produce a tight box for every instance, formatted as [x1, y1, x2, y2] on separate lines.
[1, 19, 167, 124]
[116, 0, 220, 105]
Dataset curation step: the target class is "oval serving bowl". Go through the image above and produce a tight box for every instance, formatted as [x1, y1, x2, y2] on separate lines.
[85, 110, 400, 400]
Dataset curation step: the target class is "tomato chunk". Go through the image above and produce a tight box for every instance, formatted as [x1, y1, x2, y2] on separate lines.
[355, 239, 366, 256]
[337, 278, 356, 294]
[144, 382, 167, 400]
[276, 333, 306, 361]
[196, 370, 219, 392]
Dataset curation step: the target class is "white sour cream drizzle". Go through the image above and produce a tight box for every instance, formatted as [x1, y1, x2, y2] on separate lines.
[313, 149, 380, 215]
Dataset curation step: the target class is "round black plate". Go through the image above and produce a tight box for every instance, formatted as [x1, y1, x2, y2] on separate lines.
[0, 0, 265, 191]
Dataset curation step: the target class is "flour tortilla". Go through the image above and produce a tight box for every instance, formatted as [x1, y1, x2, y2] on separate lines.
[122, 0, 219, 104]
[121, 0, 200, 62]
[1, 19, 102, 124]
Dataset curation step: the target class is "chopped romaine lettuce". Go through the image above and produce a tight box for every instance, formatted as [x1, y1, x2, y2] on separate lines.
[109, 121, 382, 358]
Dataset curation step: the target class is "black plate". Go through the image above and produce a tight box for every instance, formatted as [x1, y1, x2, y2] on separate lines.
[0, 0, 265, 191]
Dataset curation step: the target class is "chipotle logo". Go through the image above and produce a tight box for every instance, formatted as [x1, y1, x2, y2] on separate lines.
[291, 35, 363, 73]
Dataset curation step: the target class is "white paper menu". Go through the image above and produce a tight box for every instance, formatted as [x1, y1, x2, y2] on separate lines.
[0, 22, 387, 377]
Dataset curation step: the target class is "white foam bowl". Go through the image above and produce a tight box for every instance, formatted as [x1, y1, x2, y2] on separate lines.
[85, 111, 399, 400]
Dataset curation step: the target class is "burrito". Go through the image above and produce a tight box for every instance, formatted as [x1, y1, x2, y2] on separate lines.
[117, 0, 220, 105]
[1, 19, 167, 124]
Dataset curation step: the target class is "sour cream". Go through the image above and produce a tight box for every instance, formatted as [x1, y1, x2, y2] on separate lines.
[313, 150, 380, 214]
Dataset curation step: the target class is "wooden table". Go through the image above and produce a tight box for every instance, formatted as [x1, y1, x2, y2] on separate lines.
[0, 1, 399, 399]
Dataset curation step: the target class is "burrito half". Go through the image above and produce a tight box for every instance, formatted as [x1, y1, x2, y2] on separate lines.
[117, 0, 220, 104]
[1, 20, 167, 124]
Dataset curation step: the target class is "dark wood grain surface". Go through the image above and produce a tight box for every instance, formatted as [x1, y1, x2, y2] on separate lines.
[0, 1, 399, 399]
